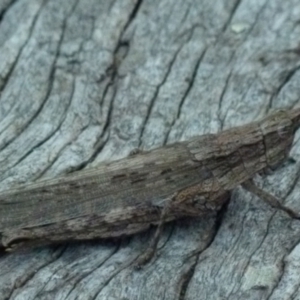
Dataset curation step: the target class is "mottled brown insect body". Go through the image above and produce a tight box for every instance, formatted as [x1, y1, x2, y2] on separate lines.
[1, 108, 300, 252]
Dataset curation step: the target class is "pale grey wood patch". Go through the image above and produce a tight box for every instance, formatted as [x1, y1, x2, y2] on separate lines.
[1, 0, 300, 299]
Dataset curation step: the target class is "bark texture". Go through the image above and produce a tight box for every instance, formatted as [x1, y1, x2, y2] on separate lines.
[1, 0, 300, 299]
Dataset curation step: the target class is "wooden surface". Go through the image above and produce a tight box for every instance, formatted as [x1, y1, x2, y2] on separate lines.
[1, 0, 300, 299]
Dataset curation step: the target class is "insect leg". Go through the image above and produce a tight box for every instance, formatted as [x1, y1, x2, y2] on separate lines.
[134, 205, 169, 268]
[242, 179, 300, 219]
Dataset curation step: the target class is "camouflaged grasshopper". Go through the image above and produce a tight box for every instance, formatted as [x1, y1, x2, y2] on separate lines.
[1, 108, 300, 265]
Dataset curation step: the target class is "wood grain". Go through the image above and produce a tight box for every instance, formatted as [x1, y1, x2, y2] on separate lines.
[1, 0, 300, 299]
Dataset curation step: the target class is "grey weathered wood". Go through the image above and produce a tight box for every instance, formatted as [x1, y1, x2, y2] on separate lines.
[1, 0, 300, 299]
